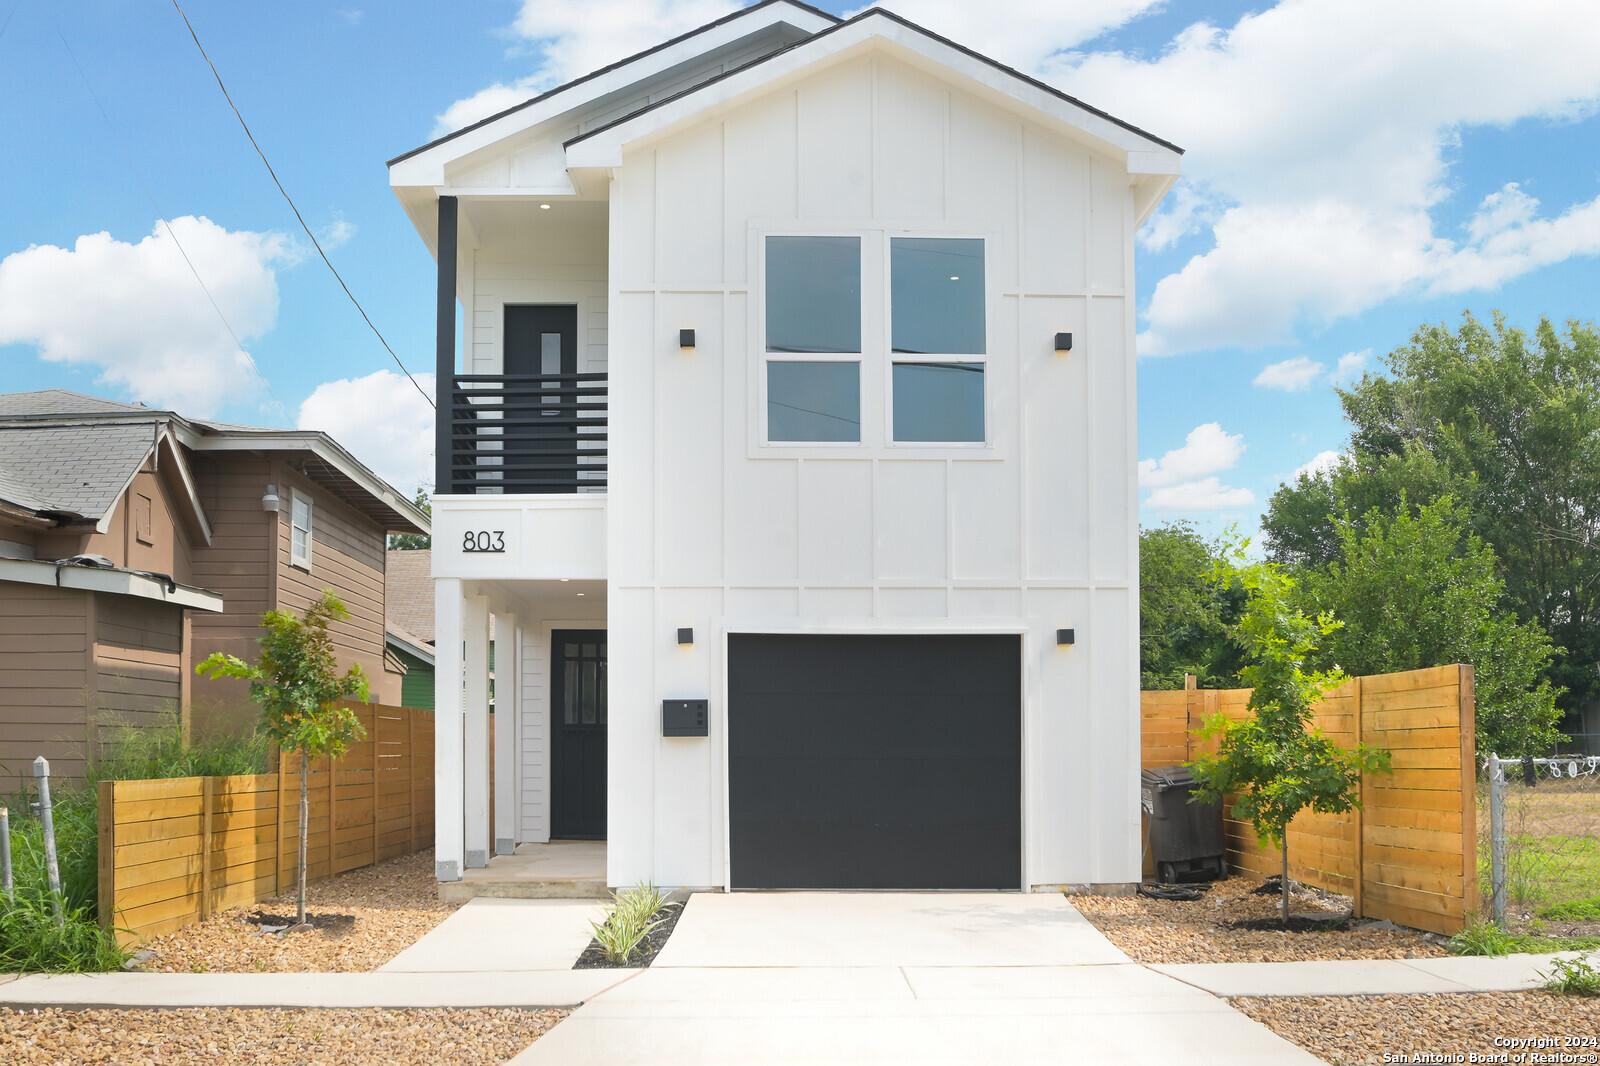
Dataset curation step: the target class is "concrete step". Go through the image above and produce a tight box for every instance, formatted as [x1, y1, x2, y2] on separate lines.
[440, 878, 610, 902]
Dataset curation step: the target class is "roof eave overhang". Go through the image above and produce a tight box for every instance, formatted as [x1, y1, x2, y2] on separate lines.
[564, 12, 1183, 177]
[0, 557, 224, 612]
[387, 0, 839, 191]
[174, 425, 431, 535]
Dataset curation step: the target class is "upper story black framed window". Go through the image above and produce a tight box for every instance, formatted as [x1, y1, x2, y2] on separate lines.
[890, 237, 986, 444]
[763, 235, 862, 443]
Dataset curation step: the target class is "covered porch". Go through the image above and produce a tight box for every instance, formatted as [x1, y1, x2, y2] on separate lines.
[438, 840, 608, 902]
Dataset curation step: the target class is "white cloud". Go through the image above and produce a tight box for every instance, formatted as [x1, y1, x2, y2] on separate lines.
[337, 9, 363, 26]
[1294, 450, 1342, 481]
[1145, 477, 1256, 511]
[846, 0, 1164, 72]
[1138, 422, 1245, 488]
[434, 0, 744, 135]
[297, 370, 437, 494]
[318, 218, 355, 250]
[1330, 349, 1369, 385]
[1253, 355, 1324, 392]
[1044, 1, 1600, 355]
[0, 216, 292, 416]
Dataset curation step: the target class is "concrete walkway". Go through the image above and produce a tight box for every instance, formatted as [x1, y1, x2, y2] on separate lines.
[0, 894, 1591, 1065]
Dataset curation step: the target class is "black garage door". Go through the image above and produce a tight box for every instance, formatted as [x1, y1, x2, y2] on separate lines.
[728, 633, 1021, 890]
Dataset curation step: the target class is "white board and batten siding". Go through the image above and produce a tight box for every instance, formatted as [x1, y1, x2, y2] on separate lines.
[605, 53, 1142, 890]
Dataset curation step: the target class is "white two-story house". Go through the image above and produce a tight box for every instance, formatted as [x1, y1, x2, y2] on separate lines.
[390, 1, 1180, 892]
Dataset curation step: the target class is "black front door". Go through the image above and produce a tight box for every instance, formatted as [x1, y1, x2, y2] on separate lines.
[551, 630, 606, 839]
[504, 305, 579, 492]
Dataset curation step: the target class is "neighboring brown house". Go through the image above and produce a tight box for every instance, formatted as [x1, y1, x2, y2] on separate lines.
[0, 390, 430, 780]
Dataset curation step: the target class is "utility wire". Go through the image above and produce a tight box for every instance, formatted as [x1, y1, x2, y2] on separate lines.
[0, 0, 23, 44]
[170, 0, 436, 410]
[45, 3, 291, 426]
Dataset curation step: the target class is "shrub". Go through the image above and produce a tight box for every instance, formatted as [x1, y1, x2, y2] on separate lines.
[1450, 917, 1519, 956]
[0, 893, 128, 973]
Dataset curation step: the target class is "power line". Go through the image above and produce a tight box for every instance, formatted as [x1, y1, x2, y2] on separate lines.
[0, 0, 23, 44]
[170, 0, 435, 410]
[45, 3, 292, 426]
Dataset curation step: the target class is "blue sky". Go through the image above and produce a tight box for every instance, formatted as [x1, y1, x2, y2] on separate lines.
[3, 0, 1598, 546]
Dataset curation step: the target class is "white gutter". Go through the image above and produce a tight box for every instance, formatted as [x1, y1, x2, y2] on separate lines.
[0, 558, 224, 612]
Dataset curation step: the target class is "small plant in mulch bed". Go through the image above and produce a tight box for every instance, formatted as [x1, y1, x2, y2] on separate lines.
[574, 884, 682, 969]
[1450, 916, 1600, 956]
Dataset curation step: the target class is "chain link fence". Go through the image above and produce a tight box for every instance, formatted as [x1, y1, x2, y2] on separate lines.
[1481, 754, 1600, 927]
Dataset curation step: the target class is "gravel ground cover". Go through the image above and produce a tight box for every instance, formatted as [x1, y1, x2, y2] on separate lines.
[0, 1006, 568, 1065]
[1071, 876, 1450, 962]
[1234, 991, 1600, 1065]
[137, 850, 460, 973]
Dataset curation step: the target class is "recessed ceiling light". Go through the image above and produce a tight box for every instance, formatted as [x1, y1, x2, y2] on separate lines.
[949, 275, 960, 281]
[576, 592, 585, 596]
[559, 578, 569, 582]
[539, 203, 551, 210]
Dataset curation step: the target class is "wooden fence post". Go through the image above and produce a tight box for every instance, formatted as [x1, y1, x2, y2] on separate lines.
[1352, 676, 1365, 920]
[408, 708, 417, 856]
[199, 777, 214, 920]
[276, 752, 290, 897]
[327, 753, 337, 880]
[373, 709, 381, 868]
[97, 779, 115, 929]
[1459, 664, 1478, 919]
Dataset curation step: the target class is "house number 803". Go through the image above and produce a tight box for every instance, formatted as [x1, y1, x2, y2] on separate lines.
[462, 530, 506, 553]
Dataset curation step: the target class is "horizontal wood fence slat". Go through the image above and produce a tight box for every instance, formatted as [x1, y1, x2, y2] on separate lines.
[1140, 665, 1476, 936]
[98, 702, 435, 946]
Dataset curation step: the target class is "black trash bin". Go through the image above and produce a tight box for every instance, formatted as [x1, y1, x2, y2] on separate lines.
[1141, 765, 1225, 883]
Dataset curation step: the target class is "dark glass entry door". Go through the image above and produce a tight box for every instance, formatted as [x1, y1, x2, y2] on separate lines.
[504, 305, 579, 491]
[551, 630, 606, 839]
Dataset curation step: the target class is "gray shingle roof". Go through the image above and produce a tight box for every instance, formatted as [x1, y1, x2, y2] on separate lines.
[0, 390, 157, 419]
[385, 549, 434, 642]
[0, 422, 157, 519]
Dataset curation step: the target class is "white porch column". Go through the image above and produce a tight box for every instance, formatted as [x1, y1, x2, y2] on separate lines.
[493, 612, 518, 856]
[433, 577, 465, 882]
[464, 593, 492, 868]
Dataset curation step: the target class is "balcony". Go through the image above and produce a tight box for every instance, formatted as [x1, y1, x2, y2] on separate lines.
[447, 373, 607, 494]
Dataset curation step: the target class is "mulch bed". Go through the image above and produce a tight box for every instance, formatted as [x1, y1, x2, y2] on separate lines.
[573, 903, 684, 969]
[245, 911, 357, 935]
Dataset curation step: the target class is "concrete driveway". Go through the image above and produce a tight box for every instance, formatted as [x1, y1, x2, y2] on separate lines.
[509, 892, 1325, 1065]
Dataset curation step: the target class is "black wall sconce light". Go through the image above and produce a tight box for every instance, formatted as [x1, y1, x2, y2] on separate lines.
[1057, 628, 1075, 646]
[677, 627, 694, 645]
[679, 329, 696, 349]
[1054, 332, 1073, 352]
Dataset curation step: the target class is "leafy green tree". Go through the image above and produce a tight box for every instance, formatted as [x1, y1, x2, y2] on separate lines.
[1299, 497, 1563, 757]
[1190, 549, 1390, 924]
[1263, 312, 1600, 717]
[388, 488, 432, 550]
[1139, 522, 1246, 689]
[196, 592, 369, 928]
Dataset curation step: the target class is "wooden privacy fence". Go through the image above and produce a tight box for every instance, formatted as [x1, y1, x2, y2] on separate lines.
[97, 702, 435, 945]
[1141, 664, 1477, 936]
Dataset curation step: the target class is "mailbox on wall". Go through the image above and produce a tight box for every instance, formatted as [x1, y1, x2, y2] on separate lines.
[663, 699, 709, 737]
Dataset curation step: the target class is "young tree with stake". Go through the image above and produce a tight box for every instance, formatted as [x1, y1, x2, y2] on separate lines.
[1190, 547, 1390, 925]
[197, 592, 368, 929]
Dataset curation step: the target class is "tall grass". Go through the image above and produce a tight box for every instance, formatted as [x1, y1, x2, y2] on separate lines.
[0, 710, 267, 973]
[92, 710, 271, 781]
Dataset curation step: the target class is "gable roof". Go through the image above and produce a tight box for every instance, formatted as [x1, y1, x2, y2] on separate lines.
[389, 0, 838, 173]
[385, 548, 434, 643]
[566, 6, 1182, 160]
[0, 390, 429, 535]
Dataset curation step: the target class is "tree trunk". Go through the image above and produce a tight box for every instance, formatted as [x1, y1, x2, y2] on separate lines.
[298, 751, 309, 927]
[1280, 840, 1290, 926]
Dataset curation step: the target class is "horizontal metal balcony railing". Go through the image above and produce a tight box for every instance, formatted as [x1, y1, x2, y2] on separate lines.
[449, 373, 607, 494]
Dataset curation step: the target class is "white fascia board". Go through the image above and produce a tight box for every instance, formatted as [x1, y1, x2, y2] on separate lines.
[566, 14, 1183, 170]
[386, 626, 437, 666]
[157, 430, 213, 547]
[0, 558, 224, 613]
[387, 1, 836, 189]
[174, 426, 431, 534]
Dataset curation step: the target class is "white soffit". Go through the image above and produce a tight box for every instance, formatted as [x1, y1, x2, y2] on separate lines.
[0, 558, 224, 612]
[387, 0, 837, 189]
[564, 11, 1184, 175]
